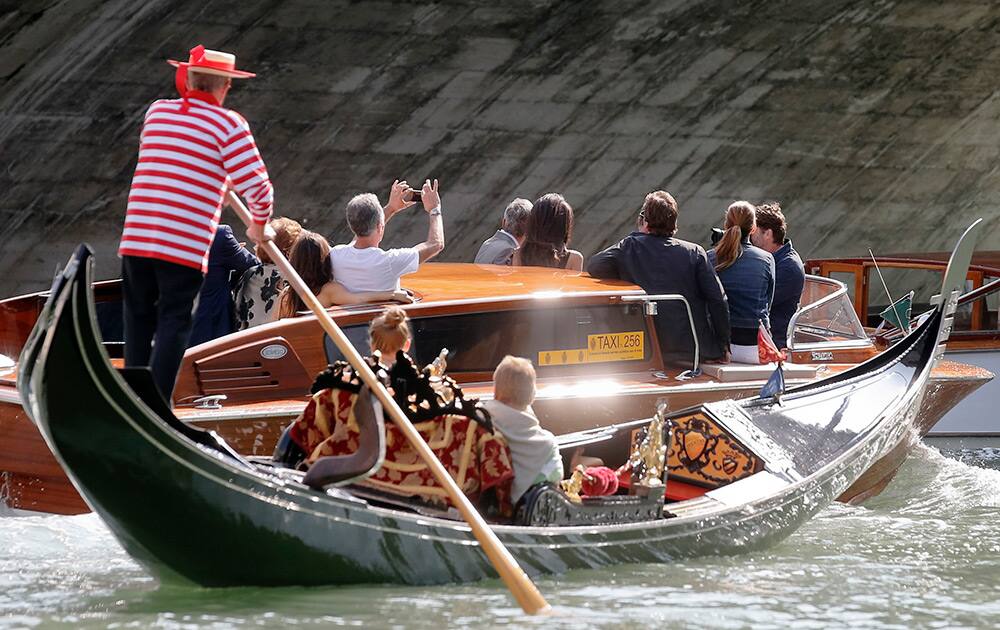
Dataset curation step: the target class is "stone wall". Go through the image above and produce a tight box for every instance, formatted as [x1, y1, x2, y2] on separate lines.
[2, 0, 999, 294]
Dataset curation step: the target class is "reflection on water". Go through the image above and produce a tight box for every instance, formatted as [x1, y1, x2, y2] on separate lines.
[2, 445, 999, 629]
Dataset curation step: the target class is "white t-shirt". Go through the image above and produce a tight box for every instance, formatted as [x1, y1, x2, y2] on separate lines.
[328, 244, 420, 292]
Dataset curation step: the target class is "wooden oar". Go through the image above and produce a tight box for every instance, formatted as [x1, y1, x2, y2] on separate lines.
[226, 191, 550, 615]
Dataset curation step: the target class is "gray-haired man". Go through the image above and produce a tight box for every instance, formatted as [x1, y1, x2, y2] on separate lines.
[329, 179, 444, 292]
[474, 198, 532, 265]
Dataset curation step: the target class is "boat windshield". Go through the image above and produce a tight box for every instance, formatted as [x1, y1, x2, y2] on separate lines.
[325, 302, 654, 375]
[788, 276, 869, 348]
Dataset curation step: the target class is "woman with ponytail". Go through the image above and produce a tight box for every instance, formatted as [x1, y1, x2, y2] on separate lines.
[513, 193, 584, 271]
[708, 201, 776, 363]
[276, 231, 408, 319]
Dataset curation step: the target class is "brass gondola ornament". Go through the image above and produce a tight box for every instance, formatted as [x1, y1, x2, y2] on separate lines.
[626, 400, 671, 494]
[560, 465, 587, 503]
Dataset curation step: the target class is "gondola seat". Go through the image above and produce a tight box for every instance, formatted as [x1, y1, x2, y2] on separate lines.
[284, 374, 515, 509]
[272, 383, 387, 488]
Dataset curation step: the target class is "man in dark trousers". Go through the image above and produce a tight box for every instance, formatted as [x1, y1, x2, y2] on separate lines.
[587, 191, 731, 366]
[751, 202, 805, 349]
[188, 225, 260, 346]
[117, 45, 274, 402]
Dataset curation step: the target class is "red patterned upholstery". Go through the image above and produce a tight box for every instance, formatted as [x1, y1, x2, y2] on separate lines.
[290, 388, 515, 511]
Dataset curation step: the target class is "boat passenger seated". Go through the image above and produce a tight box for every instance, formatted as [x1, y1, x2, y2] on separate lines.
[275, 231, 409, 319]
[482, 356, 563, 505]
[708, 202, 775, 364]
[369, 305, 411, 363]
[235, 216, 302, 330]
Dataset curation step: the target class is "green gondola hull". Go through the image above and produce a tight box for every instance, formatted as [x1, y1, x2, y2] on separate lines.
[17, 239, 968, 587]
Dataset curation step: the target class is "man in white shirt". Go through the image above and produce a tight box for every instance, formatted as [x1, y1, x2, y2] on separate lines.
[329, 179, 444, 291]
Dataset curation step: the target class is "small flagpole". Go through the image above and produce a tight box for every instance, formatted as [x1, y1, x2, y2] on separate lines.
[869, 249, 909, 333]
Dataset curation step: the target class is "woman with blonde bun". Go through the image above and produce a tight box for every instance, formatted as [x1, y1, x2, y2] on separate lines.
[368, 305, 412, 361]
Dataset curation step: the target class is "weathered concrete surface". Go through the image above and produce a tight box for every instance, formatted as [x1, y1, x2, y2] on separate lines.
[2, 0, 1000, 294]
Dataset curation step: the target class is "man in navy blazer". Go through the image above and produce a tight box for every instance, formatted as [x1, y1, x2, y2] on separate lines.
[587, 191, 731, 366]
[189, 224, 260, 347]
[751, 202, 805, 349]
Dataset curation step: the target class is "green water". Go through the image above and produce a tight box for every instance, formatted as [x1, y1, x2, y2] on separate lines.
[3, 445, 999, 629]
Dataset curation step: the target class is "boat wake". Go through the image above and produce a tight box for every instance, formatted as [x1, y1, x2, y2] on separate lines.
[864, 443, 1000, 515]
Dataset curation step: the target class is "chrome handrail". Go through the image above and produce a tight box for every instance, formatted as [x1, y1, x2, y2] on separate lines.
[621, 294, 700, 379]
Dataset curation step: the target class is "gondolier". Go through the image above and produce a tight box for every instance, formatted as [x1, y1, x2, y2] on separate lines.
[118, 45, 274, 401]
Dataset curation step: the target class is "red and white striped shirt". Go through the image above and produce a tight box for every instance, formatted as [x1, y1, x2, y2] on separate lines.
[118, 91, 273, 272]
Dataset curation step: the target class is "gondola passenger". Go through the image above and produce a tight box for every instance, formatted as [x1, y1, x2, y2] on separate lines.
[368, 305, 412, 360]
[482, 356, 564, 504]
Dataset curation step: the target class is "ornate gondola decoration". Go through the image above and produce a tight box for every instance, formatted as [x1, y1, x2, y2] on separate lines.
[624, 401, 672, 489]
[15, 220, 980, 587]
[668, 411, 762, 488]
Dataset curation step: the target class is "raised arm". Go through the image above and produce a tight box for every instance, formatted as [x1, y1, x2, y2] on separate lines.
[215, 225, 260, 273]
[414, 179, 445, 264]
[383, 179, 416, 224]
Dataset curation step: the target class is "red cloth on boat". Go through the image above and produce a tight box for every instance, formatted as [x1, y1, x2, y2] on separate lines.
[581, 466, 619, 496]
[758, 323, 787, 364]
[289, 388, 515, 512]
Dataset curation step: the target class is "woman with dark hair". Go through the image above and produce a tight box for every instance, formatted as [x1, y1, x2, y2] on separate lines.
[236, 216, 302, 330]
[276, 231, 408, 319]
[512, 193, 584, 271]
[708, 201, 775, 363]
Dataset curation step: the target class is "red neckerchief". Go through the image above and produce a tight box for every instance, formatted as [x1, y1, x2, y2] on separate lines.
[182, 90, 221, 107]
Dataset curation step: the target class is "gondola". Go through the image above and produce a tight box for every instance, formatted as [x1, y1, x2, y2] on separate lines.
[18, 221, 978, 587]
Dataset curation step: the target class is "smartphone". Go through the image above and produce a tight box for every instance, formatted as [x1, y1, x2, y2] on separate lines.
[406, 189, 422, 203]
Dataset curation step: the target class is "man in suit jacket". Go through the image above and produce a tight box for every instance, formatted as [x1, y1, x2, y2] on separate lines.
[587, 191, 731, 366]
[751, 202, 805, 349]
[474, 198, 532, 265]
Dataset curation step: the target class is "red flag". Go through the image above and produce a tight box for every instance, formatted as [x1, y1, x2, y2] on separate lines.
[758, 322, 786, 364]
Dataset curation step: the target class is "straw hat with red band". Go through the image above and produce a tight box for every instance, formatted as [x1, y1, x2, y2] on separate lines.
[168, 45, 256, 79]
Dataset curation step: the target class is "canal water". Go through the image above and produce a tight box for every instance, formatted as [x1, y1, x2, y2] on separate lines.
[2, 444, 999, 629]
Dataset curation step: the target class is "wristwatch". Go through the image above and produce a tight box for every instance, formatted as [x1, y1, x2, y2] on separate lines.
[428, 206, 442, 216]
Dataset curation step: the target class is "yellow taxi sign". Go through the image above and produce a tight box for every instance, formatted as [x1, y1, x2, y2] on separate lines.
[587, 331, 644, 361]
[537, 331, 644, 366]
